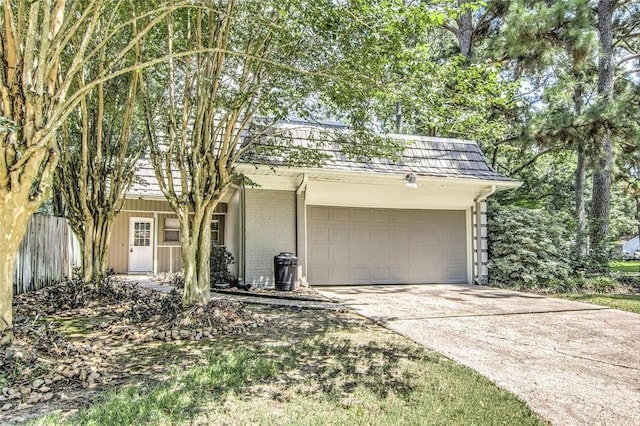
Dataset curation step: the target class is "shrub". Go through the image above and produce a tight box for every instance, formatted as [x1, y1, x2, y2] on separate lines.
[487, 204, 572, 289]
[581, 276, 619, 293]
[210, 246, 235, 285]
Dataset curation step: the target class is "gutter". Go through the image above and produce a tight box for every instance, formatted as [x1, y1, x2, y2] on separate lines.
[296, 173, 308, 194]
[474, 185, 496, 202]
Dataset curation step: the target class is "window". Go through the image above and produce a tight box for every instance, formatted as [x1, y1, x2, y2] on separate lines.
[133, 221, 151, 246]
[211, 214, 225, 246]
[163, 215, 225, 245]
[164, 218, 180, 242]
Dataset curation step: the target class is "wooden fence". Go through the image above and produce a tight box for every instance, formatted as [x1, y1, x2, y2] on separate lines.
[13, 214, 81, 295]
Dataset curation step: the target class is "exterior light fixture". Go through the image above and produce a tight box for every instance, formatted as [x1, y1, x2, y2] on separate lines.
[405, 173, 418, 188]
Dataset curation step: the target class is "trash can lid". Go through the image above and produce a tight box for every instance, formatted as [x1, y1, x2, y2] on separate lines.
[277, 252, 295, 257]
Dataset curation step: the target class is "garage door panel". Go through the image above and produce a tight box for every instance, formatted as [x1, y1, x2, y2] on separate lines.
[350, 246, 370, 263]
[331, 266, 350, 283]
[391, 229, 410, 243]
[370, 267, 390, 282]
[391, 210, 411, 223]
[351, 209, 371, 221]
[309, 245, 329, 262]
[409, 230, 431, 243]
[390, 247, 410, 266]
[349, 267, 370, 283]
[331, 246, 350, 263]
[351, 228, 370, 242]
[448, 267, 466, 281]
[308, 206, 467, 285]
[309, 206, 329, 221]
[330, 227, 349, 242]
[331, 208, 350, 221]
[371, 210, 390, 222]
[371, 246, 390, 263]
[309, 226, 329, 243]
[371, 229, 390, 242]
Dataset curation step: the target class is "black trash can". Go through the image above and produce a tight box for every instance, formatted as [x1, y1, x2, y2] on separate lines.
[274, 252, 298, 291]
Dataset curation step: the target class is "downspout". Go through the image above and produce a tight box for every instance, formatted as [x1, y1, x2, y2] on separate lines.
[153, 212, 158, 275]
[473, 185, 496, 284]
[240, 185, 246, 284]
[296, 174, 308, 285]
[296, 173, 308, 195]
[474, 185, 496, 203]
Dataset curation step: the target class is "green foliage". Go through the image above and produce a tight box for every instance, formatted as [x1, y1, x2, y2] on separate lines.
[610, 261, 640, 273]
[553, 294, 640, 314]
[210, 247, 235, 285]
[487, 203, 572, 289]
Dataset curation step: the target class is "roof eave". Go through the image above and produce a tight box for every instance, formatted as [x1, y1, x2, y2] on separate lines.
[236, 163, 522, 189]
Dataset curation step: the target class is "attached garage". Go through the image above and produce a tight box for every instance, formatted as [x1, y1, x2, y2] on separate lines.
[307, 206, 467, 285]
[229, 124, 520, 287]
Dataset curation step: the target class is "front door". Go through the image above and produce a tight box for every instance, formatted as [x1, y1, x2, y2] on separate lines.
[129, 217, 154, 273]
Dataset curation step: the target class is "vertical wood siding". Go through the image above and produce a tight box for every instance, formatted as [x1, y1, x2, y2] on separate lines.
[108, 211, 154, 273]
[110, 199, 227, 273]
[13, 215, 80, 294]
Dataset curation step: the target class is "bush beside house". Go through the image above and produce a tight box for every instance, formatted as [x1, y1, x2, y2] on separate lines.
[487, 204, 572, 289]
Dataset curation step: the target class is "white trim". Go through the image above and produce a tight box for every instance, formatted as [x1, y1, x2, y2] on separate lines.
[153, 212, 158, 274]
[128, 217, 154, 273]
[236, 163, 522, 190]
[121, 209, 173, 214]
[466, 206, 473, 285]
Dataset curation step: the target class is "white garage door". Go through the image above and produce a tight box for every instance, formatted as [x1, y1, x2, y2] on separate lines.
[307, 206, 467, 285]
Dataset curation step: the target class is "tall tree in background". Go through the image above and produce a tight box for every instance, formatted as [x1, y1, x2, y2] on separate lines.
[499, 0, 597, 261]
[590, 0, 638, 268]
[439, 0, 508, 61]
[591, 0, 615, 266]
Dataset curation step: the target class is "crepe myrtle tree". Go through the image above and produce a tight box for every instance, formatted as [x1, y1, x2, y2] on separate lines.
[56, 68, 145, 285]
[0, 0, 196, 344]
[142, 0, 444, 306]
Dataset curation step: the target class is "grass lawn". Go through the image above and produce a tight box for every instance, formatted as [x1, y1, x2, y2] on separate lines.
[28, 306, 544, 426]
[610, 260, 640, 273]
[553, 293, 640, 314]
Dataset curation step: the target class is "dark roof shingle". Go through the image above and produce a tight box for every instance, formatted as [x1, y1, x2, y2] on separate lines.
[242, 124, 513, 182]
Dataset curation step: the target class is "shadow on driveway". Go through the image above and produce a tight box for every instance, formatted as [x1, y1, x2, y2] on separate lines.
[317, 284, 640, 426]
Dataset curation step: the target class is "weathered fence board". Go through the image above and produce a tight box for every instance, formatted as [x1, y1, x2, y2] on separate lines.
[13, 214, 80, 294]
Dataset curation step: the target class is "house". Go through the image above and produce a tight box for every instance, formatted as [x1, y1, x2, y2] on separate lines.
[622, 235, 640, 258]
[107, 122, 520, 286]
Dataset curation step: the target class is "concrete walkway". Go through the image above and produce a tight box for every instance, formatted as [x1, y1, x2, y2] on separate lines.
[316, 284, 640, 426]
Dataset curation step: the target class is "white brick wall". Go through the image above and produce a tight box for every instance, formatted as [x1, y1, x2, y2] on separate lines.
[244, 189, 296, 287]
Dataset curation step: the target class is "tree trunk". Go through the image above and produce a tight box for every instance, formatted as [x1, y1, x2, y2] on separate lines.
[636, 197, 640, 242]
[456, 1, 474, 61]
[573, 85, 588, 262]
[180, 209, 212, 306]
[590, 0, 614, 269]
[0, 195, 35, 344]
[196, 207, 214, 293]
[79, 212, 114, 283]
[574, 139, 588, 259]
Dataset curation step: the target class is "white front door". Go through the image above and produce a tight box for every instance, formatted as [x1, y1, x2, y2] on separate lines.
[128, 217, 154, 273]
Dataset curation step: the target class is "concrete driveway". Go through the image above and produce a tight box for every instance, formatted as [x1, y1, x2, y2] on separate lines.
[316, 284, 640, 426]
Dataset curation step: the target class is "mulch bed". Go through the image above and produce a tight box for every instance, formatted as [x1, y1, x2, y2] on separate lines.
[1, 277, 270, 415]
[211, 285, 337, 303]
